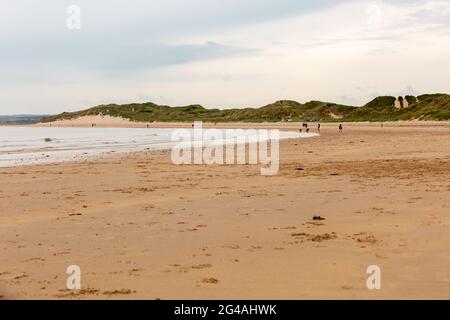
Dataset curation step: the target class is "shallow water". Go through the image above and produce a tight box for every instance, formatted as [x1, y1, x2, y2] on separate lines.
[0, 126, 318, 167]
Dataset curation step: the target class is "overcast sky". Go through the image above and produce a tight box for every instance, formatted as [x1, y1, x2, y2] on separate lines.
[1, 0, 450, 114]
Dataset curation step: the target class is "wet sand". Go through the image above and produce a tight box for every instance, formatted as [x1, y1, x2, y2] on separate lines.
[1, 122, 449, 299]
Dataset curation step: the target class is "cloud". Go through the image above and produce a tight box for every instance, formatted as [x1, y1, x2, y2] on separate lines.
[1, 0, 450, 114]
[2, 40, 257, 74]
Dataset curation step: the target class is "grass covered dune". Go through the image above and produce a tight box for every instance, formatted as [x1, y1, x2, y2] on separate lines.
[42, 93, 450, 123]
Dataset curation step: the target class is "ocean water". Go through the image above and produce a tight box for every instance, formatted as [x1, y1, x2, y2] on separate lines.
[0, 126, 318, 167]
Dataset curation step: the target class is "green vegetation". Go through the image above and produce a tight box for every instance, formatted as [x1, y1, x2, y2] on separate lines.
[349, 94, 450, 122]
[405, 95, 417, 105]
[41, 94, 450, 123]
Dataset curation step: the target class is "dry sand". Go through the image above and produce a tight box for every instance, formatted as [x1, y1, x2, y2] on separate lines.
[1, 122, 449, 299]
[36, 114, 450, 129]
[38, 115, 134, 127]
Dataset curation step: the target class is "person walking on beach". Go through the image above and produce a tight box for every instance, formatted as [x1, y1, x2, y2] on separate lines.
[339, 124, 343, 133]
[317, 123, 321, 133]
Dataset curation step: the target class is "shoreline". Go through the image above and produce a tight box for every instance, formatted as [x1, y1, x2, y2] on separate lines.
[25, 115, 450, 129]
[0, 125, 318, 168]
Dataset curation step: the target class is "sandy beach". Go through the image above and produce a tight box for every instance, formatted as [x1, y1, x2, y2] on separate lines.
[1, 122, 449, 300]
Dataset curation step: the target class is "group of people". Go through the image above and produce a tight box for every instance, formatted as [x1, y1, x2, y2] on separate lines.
[299, 122, 311, 133]
[299, 122, 343, 133]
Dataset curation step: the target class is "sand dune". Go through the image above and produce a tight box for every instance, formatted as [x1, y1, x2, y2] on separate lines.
[38, 115, 134, 127]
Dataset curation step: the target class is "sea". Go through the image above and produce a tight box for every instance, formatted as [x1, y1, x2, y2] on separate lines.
[0, 126, 318, 167]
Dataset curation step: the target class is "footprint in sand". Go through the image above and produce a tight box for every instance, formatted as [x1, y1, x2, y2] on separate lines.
[303, 221, 325, 228]
[128, 268, 143, 276]
[341, 285, 353, 290]
[222, 245, 240, 250]
[349, 232, 380, 246]
[191, 264, 213, 270]
[55, 288, 100, 298]
[290, 232, 337, 242]
[103, 289, 135, 296]
[167, 263, 213, 273]
[201, 278, 219, 284]
[270, 226, 296, 231]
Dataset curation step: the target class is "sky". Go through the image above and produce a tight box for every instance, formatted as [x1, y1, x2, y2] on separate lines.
[1, 0, 450, 114]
